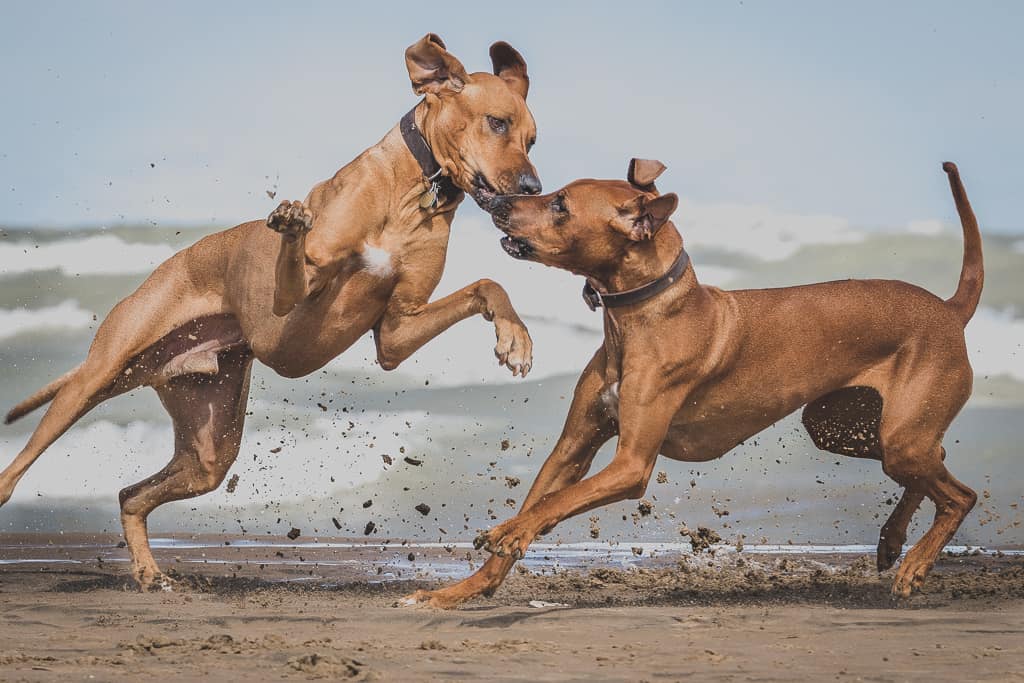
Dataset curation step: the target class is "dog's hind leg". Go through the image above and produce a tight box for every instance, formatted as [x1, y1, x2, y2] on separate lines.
[802, 386, 929, 571]
[877, 487, 926, 571]
[0, 267, 217, 507]
[875, 360, 976, 597]
[885, 442, 975, 597]
[878, 448, 952, 573]
[119, 346, 253, 590]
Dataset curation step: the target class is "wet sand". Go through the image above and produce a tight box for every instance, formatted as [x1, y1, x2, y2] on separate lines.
[1, 534, 1023, 681]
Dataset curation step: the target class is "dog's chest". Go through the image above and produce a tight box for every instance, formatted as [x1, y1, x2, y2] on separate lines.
[360, 244, 394, 278]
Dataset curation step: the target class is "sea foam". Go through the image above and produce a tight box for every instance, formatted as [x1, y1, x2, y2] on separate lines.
[0, 300, 94, 340]
[0, 234, 176, 277]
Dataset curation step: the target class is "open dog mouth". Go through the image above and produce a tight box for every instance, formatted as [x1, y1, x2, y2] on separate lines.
[500, 235, 533, 259]
[471, 173, 499, 208]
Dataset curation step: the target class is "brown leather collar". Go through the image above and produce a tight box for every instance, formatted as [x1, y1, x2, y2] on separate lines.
[582, 248, 690, 311]
[400, 105, 458, 205]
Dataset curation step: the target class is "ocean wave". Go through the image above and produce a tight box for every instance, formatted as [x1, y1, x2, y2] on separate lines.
[678, 199, 864, 261]
[966, 307, 1024, 382]
[0, 234, 176, 277]
[0, 300, 94, 340]
[0, 409, 440, 501]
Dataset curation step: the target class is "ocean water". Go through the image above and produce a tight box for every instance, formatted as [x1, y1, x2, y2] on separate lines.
[0, 213, 1022, 549]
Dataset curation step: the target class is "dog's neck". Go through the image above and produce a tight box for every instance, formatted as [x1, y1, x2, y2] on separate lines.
[372, 103, 466, 227]
[598, 224, 689, 294]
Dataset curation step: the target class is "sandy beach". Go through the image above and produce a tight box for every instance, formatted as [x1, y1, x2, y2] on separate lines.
[1, 534, 1022, 681]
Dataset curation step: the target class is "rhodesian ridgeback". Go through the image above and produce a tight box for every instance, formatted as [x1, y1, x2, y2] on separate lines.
[404, 159, 982, 607]
[0, 34, 540, 590]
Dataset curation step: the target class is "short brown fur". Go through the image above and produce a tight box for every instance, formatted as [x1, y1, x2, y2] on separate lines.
[0, 34, 540, 590]
[405, 160, 983, 607]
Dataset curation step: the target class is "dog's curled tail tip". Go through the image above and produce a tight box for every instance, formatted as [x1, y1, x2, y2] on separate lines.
[942, 161, 959, 176]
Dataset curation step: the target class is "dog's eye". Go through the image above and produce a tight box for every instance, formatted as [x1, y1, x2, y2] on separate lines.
[487, 115, 509, 135]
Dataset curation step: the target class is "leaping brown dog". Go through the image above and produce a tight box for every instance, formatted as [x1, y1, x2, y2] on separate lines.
[404, 159, 983, 607]
[0, 34, 540, 590]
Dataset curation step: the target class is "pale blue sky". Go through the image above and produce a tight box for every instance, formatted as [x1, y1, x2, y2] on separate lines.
[1, 1, 1022, 231]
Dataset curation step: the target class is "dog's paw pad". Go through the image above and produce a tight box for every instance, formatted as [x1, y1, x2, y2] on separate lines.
[267, 200, 313, 237]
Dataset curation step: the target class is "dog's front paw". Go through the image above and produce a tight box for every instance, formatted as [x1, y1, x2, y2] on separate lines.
[474, 521, 531, 560]
[266, 200, 313, 239]
[890, 551, 932, 598]
[133, 566, 178, 593]
[494, 319, 533, 378]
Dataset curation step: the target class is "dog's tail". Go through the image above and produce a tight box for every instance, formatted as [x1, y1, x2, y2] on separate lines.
[942, 162, 984, 327]
[3, 364, 80, 425]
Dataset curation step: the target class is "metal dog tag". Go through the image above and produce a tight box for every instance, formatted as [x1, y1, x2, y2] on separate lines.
[419, 181, 439, 209]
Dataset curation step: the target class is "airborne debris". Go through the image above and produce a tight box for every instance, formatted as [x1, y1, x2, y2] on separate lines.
[363, 521, 376, 535]
[225, 474, 239, 493]
[332, 518, 342, 530]
[505, 476, 520, 488]
[286, 528, 301, 541]
[415, 503, 431, 516]
[403, 456, 423, 466]
[500, 439, 510, 451]
[679, 525, 721, 554]
[637, 499, 654, 516]
[270, 446, 282, 454]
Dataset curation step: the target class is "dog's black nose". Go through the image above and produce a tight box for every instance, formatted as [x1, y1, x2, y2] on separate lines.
[518, 173, 542, 195]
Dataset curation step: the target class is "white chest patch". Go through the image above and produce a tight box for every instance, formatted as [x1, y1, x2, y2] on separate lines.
[361, 244, 393, 278]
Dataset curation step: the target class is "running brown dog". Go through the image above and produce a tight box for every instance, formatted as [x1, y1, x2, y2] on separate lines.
[0, 34, 540, 590]
[404, 159, 982, 607]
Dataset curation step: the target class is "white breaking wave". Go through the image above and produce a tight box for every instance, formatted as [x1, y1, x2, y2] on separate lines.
[966, 307, 1024, 382]
[906, 218, 948, 236]
[0, 409, 443, 501]
[678, 199, 864, 261]
[0, 300, 94, 340]
[0, 234, 176, 277]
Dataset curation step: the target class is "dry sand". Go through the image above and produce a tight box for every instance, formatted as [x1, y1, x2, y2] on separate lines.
[1, 534, 1023, 681]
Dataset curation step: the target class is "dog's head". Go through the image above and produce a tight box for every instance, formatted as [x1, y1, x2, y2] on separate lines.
[405, 34, 540, 207]
[489, 159, 678, 279]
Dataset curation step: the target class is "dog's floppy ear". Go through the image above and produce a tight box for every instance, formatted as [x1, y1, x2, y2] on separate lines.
[490, 41, 529, 99]
[405, 33, 469, 95]
[614, 192, 679, 241]
[627, 158, 667, 194]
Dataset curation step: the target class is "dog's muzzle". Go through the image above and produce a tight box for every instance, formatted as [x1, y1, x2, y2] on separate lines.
[500, 235, 533, 259]
[471, 173, 499, 209]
